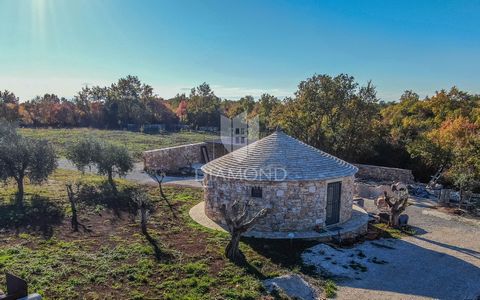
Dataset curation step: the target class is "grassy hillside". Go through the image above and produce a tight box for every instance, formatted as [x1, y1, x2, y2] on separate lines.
[19, 128, 215, 160]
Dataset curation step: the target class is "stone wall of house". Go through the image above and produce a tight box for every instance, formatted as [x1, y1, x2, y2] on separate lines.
[143, 141, 228, 173]
[203, 174, 355, 232]
[354, 164, 414, 183]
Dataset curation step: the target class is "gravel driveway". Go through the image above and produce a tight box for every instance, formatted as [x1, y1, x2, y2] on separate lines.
[57, 158, 203, 188]
[332, 197, 480, 300]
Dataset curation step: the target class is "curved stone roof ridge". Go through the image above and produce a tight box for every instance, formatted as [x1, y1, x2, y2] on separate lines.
[201, 130, 358, 181]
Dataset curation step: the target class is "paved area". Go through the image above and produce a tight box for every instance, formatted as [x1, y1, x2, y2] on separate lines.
[330, 197, 480, 300]
[189, 201, 369, 240]
[57, 158, 203, 188]
[189, 201, 227, 232]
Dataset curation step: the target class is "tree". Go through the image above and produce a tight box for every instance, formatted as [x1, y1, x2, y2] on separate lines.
[65, 183, 80, 232]
[256, 93, 281, 132]
[382, 183, 409, 227]
[186, 83, 221, 128]
[65, 181, 92, 232]
[272, 74, 380, 162]
[410, 117, 480, 193]
[0, 90, 19, 122]
[96, 143, 134, 192]
[0, 121, 57, 205]
[145, 168, 176, 217]
[66, 138, 134, 192]
[220, 199, 268, 263]
[66, 137, 102, 172]
[130, 189, 154, 235]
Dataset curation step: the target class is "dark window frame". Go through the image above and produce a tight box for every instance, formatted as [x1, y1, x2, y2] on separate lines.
[251, 186, 263, 198]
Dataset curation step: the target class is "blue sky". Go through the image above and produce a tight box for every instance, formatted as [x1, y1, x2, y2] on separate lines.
[0, 0, 479, 102]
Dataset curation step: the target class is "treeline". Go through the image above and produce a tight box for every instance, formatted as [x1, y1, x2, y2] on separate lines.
[2, 74, 480, 189]
[0, 76, 178, 129]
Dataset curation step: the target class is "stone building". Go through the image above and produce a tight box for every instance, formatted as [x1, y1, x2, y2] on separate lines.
[201, 130, 359, 233]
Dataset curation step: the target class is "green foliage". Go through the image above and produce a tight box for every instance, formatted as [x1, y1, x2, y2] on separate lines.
[96, 142, 134, 179]
[0, 169, 309, 299]
[271, 74, 380, 161]
[66, 137, 134, 189]
[0, 121, 57, 204]
[380, 88, 480, 182]
[186, 83, 222, 128]
[66, 136, 101, 172]
[324, 279, 338, 298]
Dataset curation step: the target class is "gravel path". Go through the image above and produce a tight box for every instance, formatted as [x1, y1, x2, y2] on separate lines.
[332, 197, 480, 300]
[57, 158, 203, 188]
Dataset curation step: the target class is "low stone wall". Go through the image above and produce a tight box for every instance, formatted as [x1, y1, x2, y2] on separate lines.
[203, 174, 355, 232]
[143, 142, 228, 173]
[354, 164, 414, 183]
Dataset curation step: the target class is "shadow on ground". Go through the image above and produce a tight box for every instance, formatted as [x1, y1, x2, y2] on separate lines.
[243, 238, 319, 272]
[330, 238, 480, 299]
[0, 195, 64, 238]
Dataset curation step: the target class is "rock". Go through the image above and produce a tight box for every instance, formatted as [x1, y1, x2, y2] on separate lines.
[263, 274, 319, 300]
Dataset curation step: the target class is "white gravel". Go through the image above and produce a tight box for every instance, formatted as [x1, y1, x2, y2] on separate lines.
[302, 197, 480, 300]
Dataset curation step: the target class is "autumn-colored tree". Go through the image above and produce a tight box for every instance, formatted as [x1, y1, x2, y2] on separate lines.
[176, 99, 188, 122]
[0, 90, 19, 122]
[410, 117, 480, 195]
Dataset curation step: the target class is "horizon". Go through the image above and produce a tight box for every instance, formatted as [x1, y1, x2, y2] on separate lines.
[1, 0, 480, 102]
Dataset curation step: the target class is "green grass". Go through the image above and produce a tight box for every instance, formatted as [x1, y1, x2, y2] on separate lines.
[324, 279, 338, 298]
[369, 223, 417, 239]
[1, 169, 321, 299]
[19, 128, 214, 160]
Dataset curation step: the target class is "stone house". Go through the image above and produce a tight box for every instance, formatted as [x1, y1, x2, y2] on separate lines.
[201, 129, 359, 233]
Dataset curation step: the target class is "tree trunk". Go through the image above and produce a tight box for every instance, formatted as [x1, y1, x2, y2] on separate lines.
[108, 171, 117, 194]
[459, 189, 465, 208]
[159, 181, 167, 200]
[15, 176, 25, 206]
[156, 175, 176, 218]
[225, 231, 244, 263]
[66, 184, 79, 232]
[140, 204, 148, 235]
[389, 211, 400, 227]
[71, 201, 79, 232]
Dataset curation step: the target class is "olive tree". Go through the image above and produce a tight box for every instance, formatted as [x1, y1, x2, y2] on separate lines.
[66, 137, 101, 172]
[383, 183, 409, 227]
[0, 121, 57, 205]
[96, 143, 134, 192]
[146, 167, 176, 217]
[67, 137, 134, 191]
[220, 199, 268, 263]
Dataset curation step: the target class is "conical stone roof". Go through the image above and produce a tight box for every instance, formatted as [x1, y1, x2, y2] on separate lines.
[201, 130, 358, 181]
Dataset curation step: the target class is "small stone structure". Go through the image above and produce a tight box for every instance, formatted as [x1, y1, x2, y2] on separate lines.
[201, 130, 362, 233]
[143, 141, 228, 173]
[354, 164, 414, 183]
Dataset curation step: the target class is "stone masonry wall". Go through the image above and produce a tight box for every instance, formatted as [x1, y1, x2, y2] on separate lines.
[203, 174, 355, 232]
[143, 141, 228, 173]
[354, 164, 414, 183]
